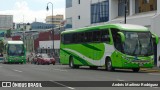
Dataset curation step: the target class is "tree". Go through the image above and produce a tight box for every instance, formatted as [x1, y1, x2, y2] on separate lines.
[6, 29, 11, 38]
[0, 40, 4, 53]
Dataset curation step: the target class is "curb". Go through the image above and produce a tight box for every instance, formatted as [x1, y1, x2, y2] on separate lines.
[140, 68, 160, 72]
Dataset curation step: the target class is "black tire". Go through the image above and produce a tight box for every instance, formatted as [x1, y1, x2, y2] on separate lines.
[69, 57, 79, 69]
[105, 58, 114, 71]
[90, 66, 98, 70]
[132, 68, 140, 72]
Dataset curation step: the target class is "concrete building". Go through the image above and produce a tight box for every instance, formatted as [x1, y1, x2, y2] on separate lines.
[66, 0, 160, 67]
[16, 23, 31, 31]
[0, 15, 13, 30]
[31, 22, 55, 31]
[45, 15, 64, 27]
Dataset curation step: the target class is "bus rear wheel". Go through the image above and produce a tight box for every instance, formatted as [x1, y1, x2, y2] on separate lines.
[105, 58, 114, 71]
[69, 57, 79, 69]
[132, 68, 140, 72]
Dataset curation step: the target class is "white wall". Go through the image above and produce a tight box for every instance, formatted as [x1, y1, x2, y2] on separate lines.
[157, 0, 160, 14]
[66, 0, 91, 29]
[109, 0, 118, 20]
[39, 41, 53, 49]
[39, 40, 60, 49]
[54, 40, 60, 49]
[130, 0, 135, 15]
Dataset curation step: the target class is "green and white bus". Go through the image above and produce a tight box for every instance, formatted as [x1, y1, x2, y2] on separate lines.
[3, 41, 26, 64]
[60, 24, 159, 72]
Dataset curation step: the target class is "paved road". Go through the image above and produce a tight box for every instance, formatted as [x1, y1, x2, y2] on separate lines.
[0, 63, 160, 90]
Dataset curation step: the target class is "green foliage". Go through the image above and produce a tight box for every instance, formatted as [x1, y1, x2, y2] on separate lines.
[6, 29, 11, 37]
[0, 40, 4, 53]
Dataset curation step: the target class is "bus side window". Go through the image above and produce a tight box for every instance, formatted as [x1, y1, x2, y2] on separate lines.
[101, 29, 110, 43]
[93, 31, 101, 42]
[81, 33, 85, 43]
[64, 34, 73, 44]
[85, 32, 93, 43]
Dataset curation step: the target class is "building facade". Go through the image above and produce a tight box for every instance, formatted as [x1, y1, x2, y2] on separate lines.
[66, 0, 160, 67]
[31, 22, 55, 31]
[16, 23, 31, 31]
[45, 15, 64, 27]
[0, 15, 13, 30]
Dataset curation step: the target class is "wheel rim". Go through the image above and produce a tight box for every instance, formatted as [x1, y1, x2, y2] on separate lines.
[70, 60, 73, 67]
[107, 61, 111, 70]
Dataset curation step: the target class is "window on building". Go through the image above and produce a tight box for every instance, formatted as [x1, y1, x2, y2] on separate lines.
[66, 0, 72, 8]
[78, 15, 80, 20]
[143, 0, 150, 4]
[118, 0, 129, 16]
[65, 17, 72, 29]
[91, 0, 109, 24]
[78, 0, 80, 4]
[135, 0, 157, 13]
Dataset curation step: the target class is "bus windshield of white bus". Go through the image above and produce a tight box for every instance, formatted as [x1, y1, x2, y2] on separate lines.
[122, 31, 153, 56]
[8, 44, 25, 56]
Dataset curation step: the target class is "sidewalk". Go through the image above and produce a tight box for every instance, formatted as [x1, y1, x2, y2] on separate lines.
[140, 67, 160, 72]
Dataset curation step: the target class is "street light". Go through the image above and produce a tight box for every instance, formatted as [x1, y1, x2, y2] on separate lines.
[46, 2, 55, 55]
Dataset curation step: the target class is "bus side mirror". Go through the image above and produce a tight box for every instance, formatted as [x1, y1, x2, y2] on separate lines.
[118, 32, 125, 42]
[152, 34, 159, 44]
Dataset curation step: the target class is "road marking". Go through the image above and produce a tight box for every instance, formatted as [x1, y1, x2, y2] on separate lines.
[153, 87, 159, 89]
[117, 79, 125, 81]
[54, 69, 67, 72]
[50, 80, 75, 90]
[13, 69, 22, 72]
[148, 73, 160, 76]
[59, 70, 67, 72]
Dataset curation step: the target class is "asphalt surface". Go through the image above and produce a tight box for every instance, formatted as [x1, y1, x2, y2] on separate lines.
[0, 63, 160, 90]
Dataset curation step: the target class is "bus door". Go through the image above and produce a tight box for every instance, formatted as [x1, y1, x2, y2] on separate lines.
[110, 28, 123, 67]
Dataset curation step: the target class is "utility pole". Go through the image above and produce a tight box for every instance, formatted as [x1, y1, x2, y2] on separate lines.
[46, 2, 55, 55]
[124, 0, 127, 24]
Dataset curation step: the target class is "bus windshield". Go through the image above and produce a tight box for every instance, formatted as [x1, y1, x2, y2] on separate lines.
[122, 31, 153, 56]
[8, 44, 25, 56]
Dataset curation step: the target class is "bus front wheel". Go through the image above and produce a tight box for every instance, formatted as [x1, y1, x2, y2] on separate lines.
[69, 57, 79, 69]
[105, 58, 114, 71]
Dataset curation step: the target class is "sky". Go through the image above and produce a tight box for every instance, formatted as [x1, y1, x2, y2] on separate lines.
[0, 0, 65, 23]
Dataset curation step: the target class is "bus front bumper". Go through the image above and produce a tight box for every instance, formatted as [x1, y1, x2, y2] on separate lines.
[123, 61, 154, 68]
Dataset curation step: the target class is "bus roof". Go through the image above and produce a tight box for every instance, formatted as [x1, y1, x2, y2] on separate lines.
[7, 41, 24, 44]
[62, 24, 149, 34]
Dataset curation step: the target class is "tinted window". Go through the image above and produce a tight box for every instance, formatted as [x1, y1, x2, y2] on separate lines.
[101, 30, 110, 42]
[111, 28, 122, 52]
[64, 34, 73, 44]
[93, 31, 101, 42]
[85, 32, 93, 42]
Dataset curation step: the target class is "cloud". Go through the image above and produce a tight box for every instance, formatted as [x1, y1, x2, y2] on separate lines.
[0, 1, 65, 23]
